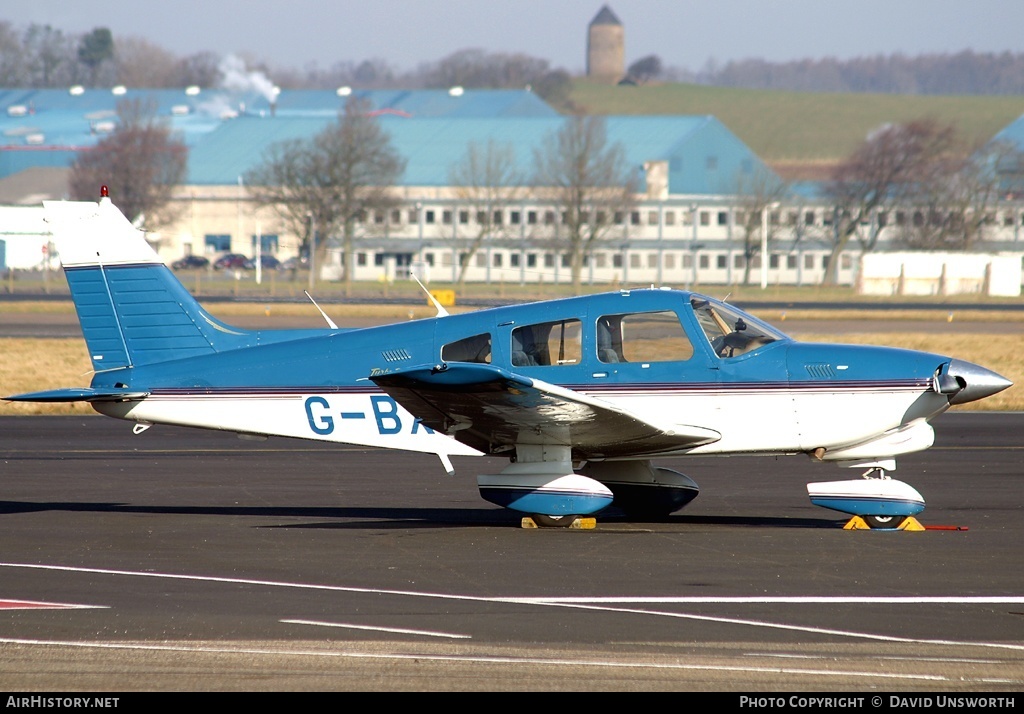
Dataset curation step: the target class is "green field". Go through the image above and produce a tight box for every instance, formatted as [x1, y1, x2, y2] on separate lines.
[568, 80, 1024, 168]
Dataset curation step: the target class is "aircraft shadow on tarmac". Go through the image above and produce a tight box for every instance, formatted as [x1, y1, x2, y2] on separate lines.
[0, 499, 839, 530]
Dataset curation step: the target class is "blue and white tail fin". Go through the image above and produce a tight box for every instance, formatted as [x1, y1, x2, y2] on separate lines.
[46, 197, 259, 372]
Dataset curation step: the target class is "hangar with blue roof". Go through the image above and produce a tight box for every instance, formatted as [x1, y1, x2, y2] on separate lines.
[2, 86, 1021, 288]
[0, 86, 803, 284]
[176, 93, 798, 286]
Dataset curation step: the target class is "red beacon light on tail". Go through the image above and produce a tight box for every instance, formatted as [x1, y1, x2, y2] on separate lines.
[100, 185, 109, 198]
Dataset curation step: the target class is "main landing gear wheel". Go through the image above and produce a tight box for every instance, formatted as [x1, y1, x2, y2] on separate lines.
[863, 514, 907, 529]
[529, 514, 578, 528]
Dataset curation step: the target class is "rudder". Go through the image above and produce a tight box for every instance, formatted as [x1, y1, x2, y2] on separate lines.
[46, 198, 258, 371]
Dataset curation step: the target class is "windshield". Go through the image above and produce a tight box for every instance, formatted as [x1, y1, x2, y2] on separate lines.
[689, 295, 788, 359]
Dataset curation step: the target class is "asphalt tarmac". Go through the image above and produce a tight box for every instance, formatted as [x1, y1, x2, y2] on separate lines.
[0, 413, 1021, 692]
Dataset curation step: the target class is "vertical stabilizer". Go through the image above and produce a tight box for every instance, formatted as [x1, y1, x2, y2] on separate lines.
[45, 198, 258, 372]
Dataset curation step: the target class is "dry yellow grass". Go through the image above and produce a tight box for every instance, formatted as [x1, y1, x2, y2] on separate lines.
[797, 332, 1023, 412]
[760, 309, 1024, 324]
[1, 339, 95, 416]
[7, 300, 1024, 323]
[2, 330, 1019, 415]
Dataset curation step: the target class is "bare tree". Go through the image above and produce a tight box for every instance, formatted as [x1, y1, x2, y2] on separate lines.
[533, 115, 639, 292]
[244, 95, 406, 295]
[174, 52, 222, 88]
[447, 139, 524, 286]
[23, 24, 75, 87]
[894, 138, 1018, 250]
[0, 22, 28, 85]
[730, 169, 789, 284]
[821, 119, 960, 284]
[68, 98, 187, 231]
[352, 59, 397, 87]
[113, 37, 181, 88]
[421, 49, 549, 89]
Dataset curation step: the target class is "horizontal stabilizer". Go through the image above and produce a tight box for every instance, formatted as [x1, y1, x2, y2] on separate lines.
[5, 387, 149, 403]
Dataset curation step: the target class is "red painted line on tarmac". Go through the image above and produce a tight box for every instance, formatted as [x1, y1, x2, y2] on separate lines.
[0, 599, 100, 610]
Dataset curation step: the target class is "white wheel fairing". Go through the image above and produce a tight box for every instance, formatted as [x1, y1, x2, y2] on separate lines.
[807, 478, 925, 518]
[476, 473, 613, 516]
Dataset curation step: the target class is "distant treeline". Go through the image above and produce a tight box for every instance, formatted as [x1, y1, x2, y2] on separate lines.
[666, 51, 1024, 96]
[2, 20, 1022, 98]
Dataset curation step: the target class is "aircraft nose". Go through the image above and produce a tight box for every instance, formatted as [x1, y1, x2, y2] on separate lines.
[944, 359, 1013, 405]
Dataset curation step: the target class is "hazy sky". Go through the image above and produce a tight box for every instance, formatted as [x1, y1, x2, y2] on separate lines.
[6, 0, 1024, 75]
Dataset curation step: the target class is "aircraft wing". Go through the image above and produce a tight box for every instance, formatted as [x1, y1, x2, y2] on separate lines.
[370, 362, 720, 459]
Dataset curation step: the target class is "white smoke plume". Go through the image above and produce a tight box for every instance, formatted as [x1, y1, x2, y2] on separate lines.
[217, 54, 277, 102]
[195, 54, 278, 119]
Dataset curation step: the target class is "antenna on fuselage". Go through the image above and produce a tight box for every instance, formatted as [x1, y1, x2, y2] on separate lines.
[303, 290, 339, 329]
[412, 273, 450, 317]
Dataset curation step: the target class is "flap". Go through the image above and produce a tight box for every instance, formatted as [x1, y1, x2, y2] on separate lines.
[371, 362, 720, 458]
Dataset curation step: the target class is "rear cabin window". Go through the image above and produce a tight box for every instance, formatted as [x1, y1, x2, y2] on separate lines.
[441, 333, 491, 363]
[511, 319, 582, 367]
[596, 311, 694, 363]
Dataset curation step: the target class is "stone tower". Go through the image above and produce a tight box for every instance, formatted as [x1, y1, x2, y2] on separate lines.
[586, 5, 624, 84]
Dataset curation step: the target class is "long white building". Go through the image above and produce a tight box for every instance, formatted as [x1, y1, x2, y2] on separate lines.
[1, 87, 1022, 292]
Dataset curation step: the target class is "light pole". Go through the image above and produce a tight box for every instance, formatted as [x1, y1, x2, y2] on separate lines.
[416, 202, 423, 281]
[688, 203, 699, 290]
[307, 212, 316, 292]
[760, 202, 779, 289]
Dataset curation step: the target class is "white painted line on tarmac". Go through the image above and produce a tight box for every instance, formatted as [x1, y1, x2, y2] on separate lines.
[0, 599, 105, 610]
[2, 562, 1022, 654]
[282, 619, 471, 639]
[528, 600, 1024, 652]
[0, 562, 488, 601]
[507, 595, 1024, 604]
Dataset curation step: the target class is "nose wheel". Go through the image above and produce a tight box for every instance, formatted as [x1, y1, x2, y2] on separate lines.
[522, 514, 597, 529]
[861, 514, 907, 529]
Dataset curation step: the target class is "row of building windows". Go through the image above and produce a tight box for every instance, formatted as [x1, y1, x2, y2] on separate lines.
[356, 249, 852, 272]
[204, 234, 280, 252]
[327, 206, 1024, 230]
[199, 236, 851, 272]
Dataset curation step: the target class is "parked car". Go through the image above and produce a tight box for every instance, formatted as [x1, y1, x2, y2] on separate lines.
[281, 256, 309, 271]
[213, 253, 249, 270]
[244, 255, 282, 270]
[171, 255, 210, 270]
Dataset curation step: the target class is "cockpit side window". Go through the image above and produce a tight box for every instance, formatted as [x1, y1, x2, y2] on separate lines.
[441, 333, 491, 363]
[597, 311, 694, 363]
[511, 319, 581, 367]
[690, 296, 784, 359]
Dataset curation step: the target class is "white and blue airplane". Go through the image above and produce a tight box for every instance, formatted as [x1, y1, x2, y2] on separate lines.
[5, 194, 1013, 528]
